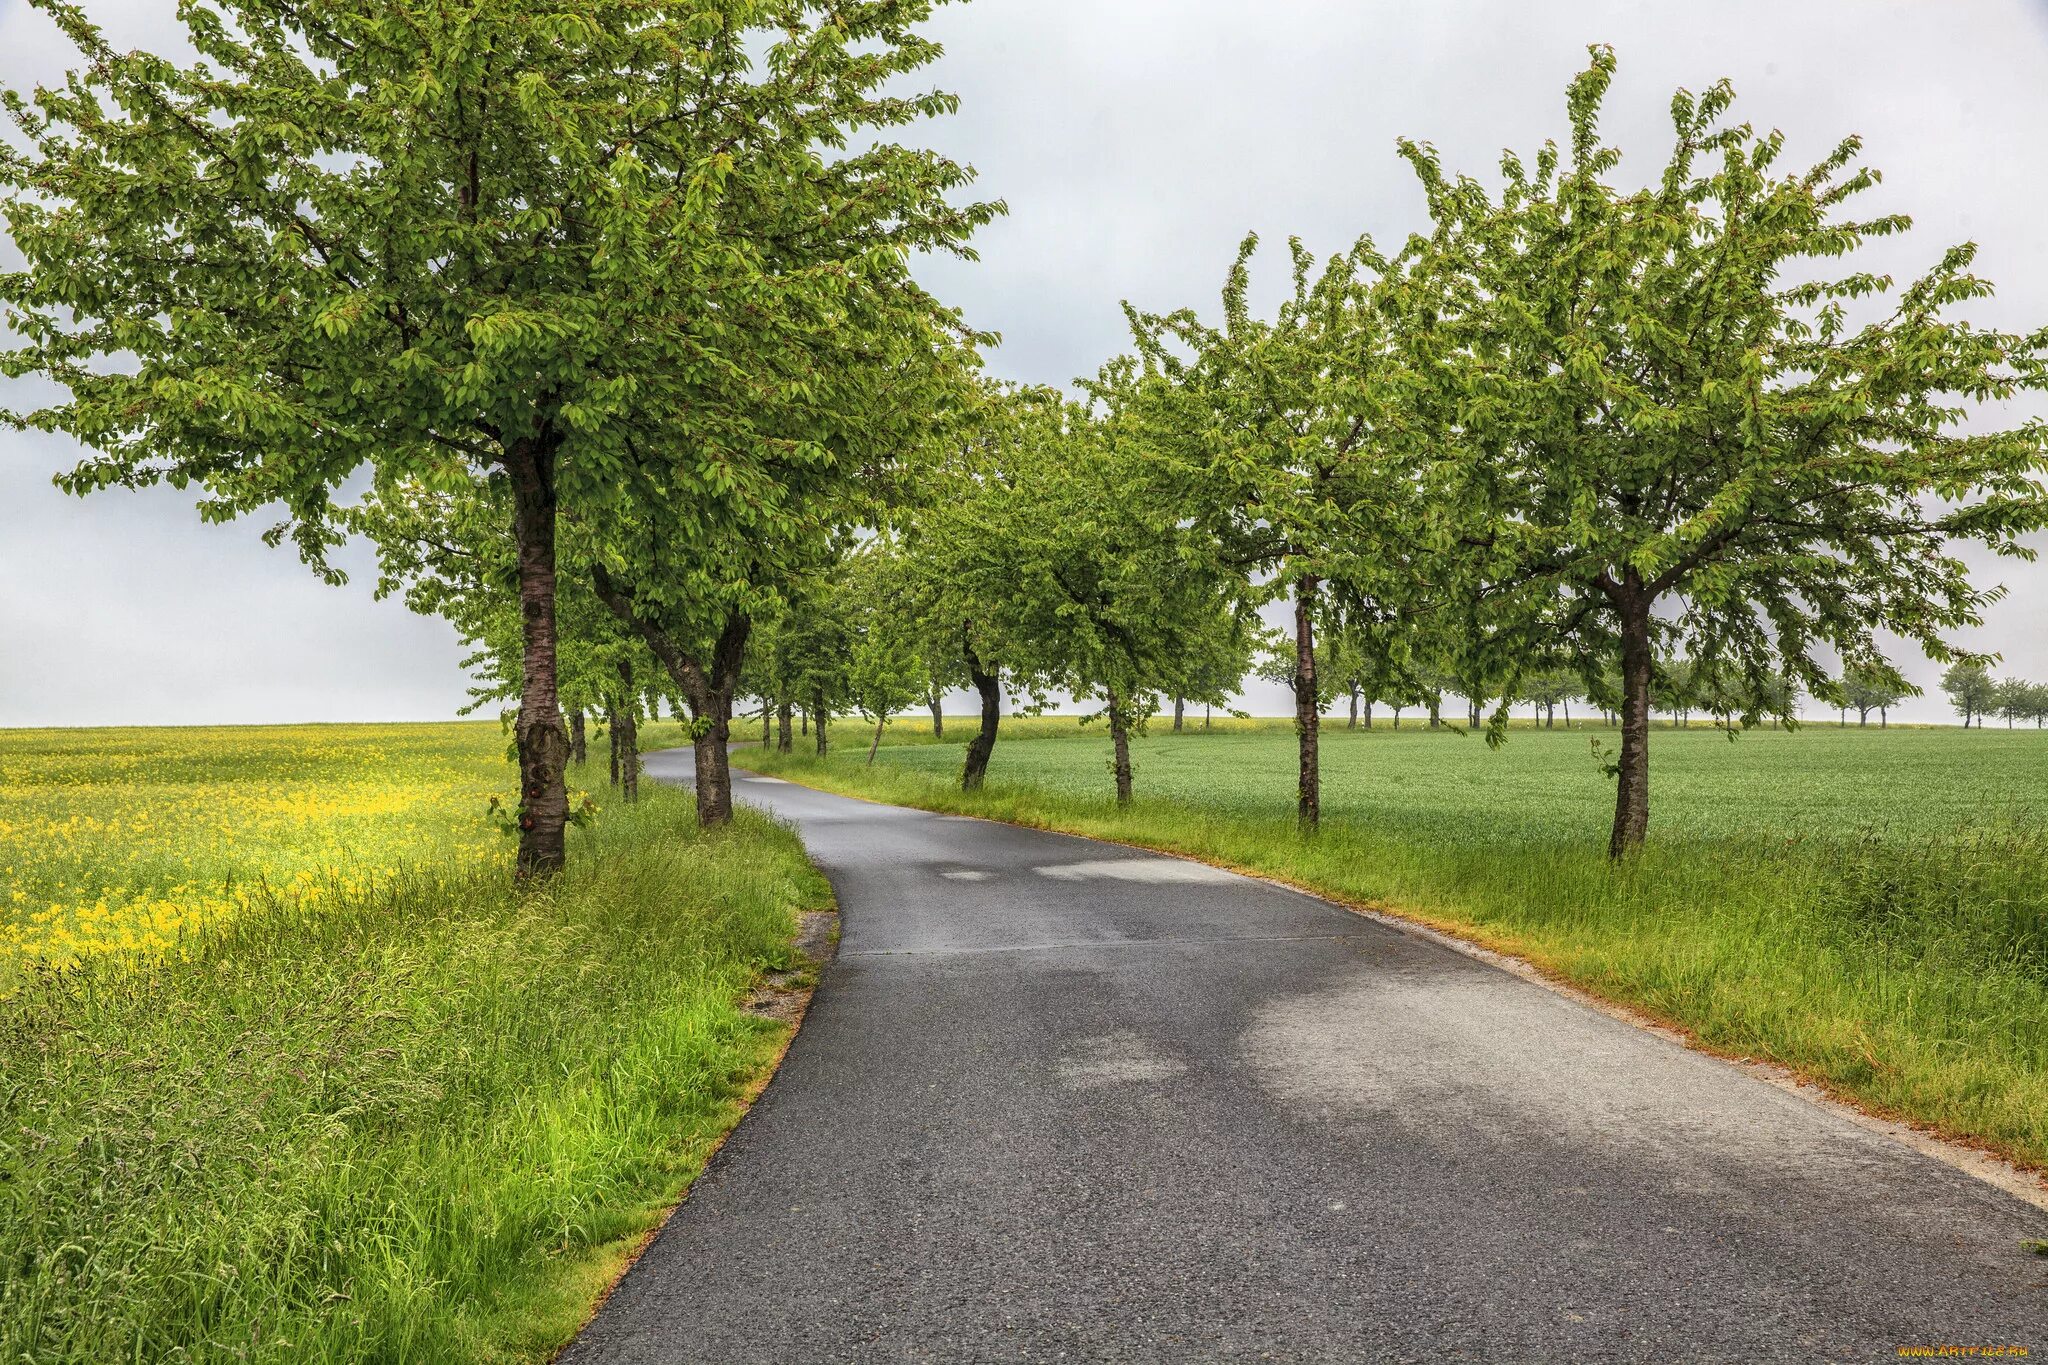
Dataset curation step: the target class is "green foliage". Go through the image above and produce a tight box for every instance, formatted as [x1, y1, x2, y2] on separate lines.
[1841, 664, 1912, 724]
[1, 0, 995, 865]
[1944, 662, 1998, 727]
[901, 386, 1248, 797]
[1403, 46, 2048, 849]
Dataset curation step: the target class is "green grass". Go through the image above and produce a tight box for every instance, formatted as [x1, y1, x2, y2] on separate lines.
[1, 728, 825, 1364]
[751, 717, 2048, 1170]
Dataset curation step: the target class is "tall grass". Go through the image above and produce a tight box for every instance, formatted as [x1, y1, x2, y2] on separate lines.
[747, 724, 2048, 1171]
[0, 786, 828, 1364]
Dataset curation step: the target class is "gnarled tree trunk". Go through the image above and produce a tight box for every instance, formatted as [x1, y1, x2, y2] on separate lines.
[590, 565, 750, 828]
[961, 641, 1001, 791]
[505, 434, 570, 879]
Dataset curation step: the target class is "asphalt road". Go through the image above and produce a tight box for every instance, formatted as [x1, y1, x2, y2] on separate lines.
[562, 750, 2048, 1364]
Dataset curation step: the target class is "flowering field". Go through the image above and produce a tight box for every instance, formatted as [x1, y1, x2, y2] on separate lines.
[0, 722, 512, 977]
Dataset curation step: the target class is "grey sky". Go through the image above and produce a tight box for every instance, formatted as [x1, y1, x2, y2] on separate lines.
[4, 0, 2046, 726]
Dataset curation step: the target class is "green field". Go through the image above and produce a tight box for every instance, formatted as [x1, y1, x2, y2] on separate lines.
[751, 717, 2048, 1170]
[864, 718, 2048, 845]
[1, 723, 819, 1364]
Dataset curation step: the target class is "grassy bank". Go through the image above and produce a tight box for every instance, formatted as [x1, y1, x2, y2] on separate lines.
[1, 729, 827, 1364]
[750, 720, 2048, 1171]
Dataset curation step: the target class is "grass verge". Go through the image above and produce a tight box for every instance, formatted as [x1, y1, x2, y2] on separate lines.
[745, 736, 2048, 1175]
[1, 783, 829, 1364]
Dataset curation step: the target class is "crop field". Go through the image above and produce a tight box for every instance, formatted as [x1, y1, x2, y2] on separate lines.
[0, 722, 518, 980]
[751, 718, 2048, 1170]
[863, 719, 2048, 845]
[1, 723, 818, 1364]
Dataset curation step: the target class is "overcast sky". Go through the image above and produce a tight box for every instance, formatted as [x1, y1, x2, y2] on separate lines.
[3, 0, 2046, 726]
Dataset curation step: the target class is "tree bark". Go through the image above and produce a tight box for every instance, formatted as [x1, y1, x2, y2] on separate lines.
[1468, 699, 1482, 728]
[607, 705, 621, 787]
[589, 565, 749, 828]
[569, 709, 587, 766]
[868, 715, 886, 765]
[1293, 577, 1321, 829]
[617, 660, 640, 803]
[1428, 698, 1441, 730]
[1610, 587, 1654, 859]
[1108, 687, 1134, 805]
[506, 435, 570, 879]
[928, 689, 945, 739]
[961, 640, 1002, 791]
[1173, 696, 1185, 732]
[776, 702, 793, 754]
[1347, 687, 1359, 730]
[1362, 699, 1373, 729]
[813, 690, 829, 757]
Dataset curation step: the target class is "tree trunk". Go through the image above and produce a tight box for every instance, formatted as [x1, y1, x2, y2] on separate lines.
[1428, 699, 1441, 730]
[617, 660, 640, 803]
[607, 706, 620, 787]
[776, 702, 793, 754]
[1347, 686, 1359, 730]
[1468, 700, 1482, 728]
[1108, 687, 1135, 806]
[813, 691, 829, 757]
[589, 566, 750, 829]
[869, 715, 886, 765]
[1293, 578, 1321, 829]
[801, 709, 809, 736]
[1362, 700, 1373, 729]
[506, 436, 570, 879]
[1174, 696, 1185, 732]
[1610, 589, 1654, 859]
[569, 709, 587, 766]
[1881, 706, 1888, 729]
[761, 706, 771, 747]
[961, 642, 1002, 791]
[928, 689, 944, 739]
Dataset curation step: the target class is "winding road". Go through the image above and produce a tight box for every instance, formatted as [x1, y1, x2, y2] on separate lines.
[562, 750, 2047, 1364]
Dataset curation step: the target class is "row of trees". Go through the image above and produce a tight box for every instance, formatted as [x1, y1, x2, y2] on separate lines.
[1941, 663, 2048, 729]
[8, 11, 2044, 865]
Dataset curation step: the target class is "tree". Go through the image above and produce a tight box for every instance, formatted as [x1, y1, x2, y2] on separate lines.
[1944, 662, 1996, 728]
[837, 545, 930, 765]
[1125, 235, 1427, 828]
[1992, 675, 2034, 730]
[1409, 47, 2048, 856]
[1842, 665, 1910, 727]
[1521, 670, 1584, 728]
[0, 0, 994, 874]
[933, 387, 1242, 805]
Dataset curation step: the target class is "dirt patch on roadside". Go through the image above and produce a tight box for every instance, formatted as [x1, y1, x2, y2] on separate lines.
[742, 910, 838, 1024]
